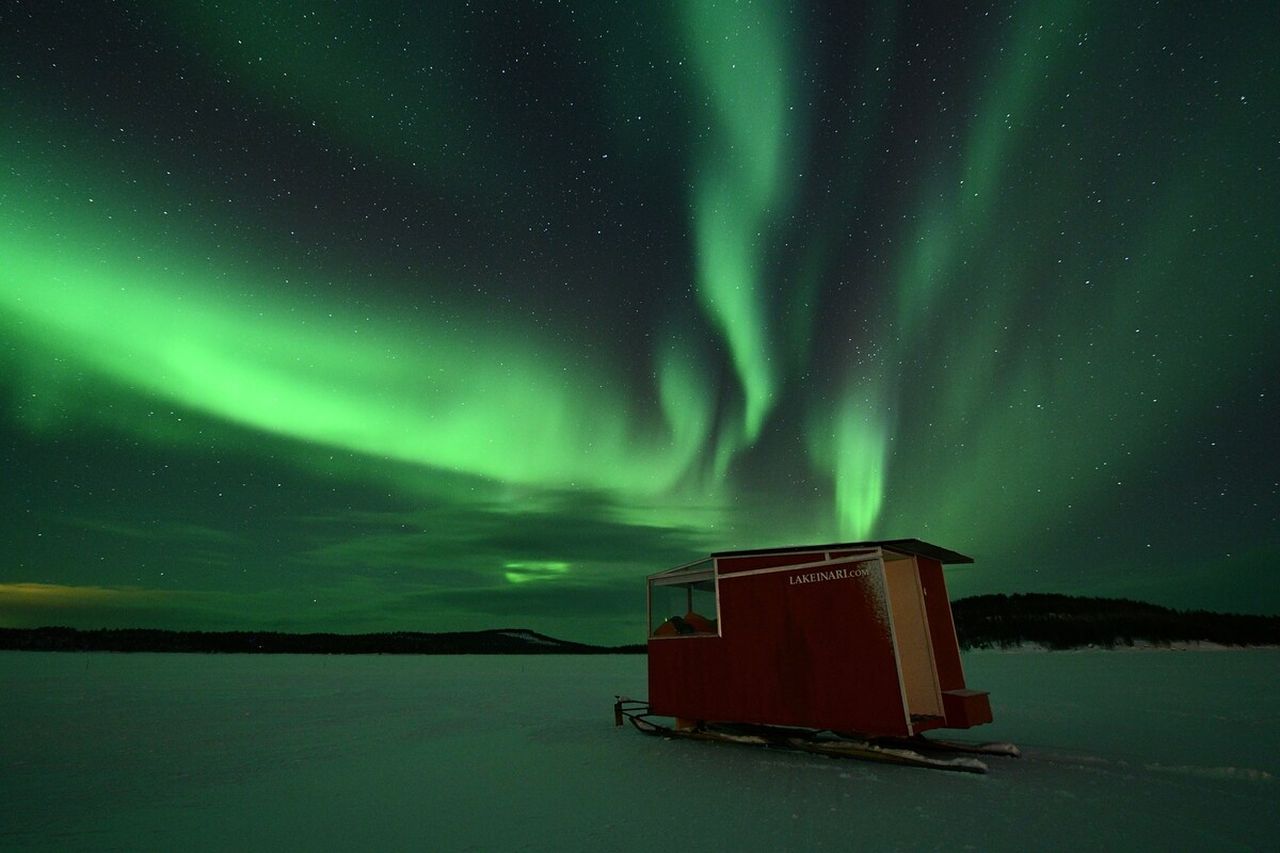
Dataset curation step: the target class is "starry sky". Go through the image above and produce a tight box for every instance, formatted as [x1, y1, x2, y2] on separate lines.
[2, 0, 1276, 644]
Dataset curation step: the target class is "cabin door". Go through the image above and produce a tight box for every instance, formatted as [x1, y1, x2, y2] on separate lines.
[884, 556, 944, 721]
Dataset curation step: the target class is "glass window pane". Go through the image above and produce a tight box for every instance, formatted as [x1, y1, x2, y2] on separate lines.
[650, 577, 718, 637]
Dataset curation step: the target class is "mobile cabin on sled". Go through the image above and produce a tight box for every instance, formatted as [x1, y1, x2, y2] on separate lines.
[645, 539, 992, 738]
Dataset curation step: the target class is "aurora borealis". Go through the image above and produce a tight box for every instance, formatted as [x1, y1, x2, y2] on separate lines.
[2, 1, 1276, 643]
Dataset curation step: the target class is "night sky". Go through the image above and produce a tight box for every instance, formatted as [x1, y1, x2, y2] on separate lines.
[2, 1, 1276, 644]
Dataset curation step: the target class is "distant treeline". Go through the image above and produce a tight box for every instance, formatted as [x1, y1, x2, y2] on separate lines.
[0, 626, 646, 655]
[951, 593, 1280, 650]
[2, 594, 1276, 654]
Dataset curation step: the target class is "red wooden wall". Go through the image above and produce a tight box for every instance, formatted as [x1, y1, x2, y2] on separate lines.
[916, 556, 965, 692]
[649, 555, 912, 737]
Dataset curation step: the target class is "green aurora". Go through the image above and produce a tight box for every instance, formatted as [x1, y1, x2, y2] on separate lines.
[2, 0, 1276, 643]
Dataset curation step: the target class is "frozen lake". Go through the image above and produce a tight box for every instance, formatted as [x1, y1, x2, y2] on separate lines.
[3, 650, 1277, 850]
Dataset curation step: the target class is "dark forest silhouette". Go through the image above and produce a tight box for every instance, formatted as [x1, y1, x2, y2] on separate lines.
[1, 594, 1276, 654]
[952, 593, 1279, 650]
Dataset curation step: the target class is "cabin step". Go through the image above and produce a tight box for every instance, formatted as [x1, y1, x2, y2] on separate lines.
[942, 689, 993, 728]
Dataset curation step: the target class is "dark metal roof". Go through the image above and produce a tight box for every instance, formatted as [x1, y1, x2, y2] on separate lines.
[710, 538, 974, 565]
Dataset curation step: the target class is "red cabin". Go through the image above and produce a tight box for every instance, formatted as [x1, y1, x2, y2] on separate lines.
[647, 539, 993, 738]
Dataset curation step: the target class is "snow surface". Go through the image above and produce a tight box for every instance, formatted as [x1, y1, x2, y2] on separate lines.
[2, 649, 1278, 851]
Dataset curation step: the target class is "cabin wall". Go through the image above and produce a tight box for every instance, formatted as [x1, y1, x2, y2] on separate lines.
[649, 555, 911, 737]
[715, 551, 826, 575]
[916, 556, 966, 692]
[883, 557, 944, 717]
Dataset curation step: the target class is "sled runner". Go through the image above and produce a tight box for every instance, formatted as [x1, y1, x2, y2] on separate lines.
[614, 697, 1015, 774]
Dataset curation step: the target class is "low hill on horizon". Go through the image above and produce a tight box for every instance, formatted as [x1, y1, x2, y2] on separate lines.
[0, 625, 646, 655]
[1, 593, 1276, 654]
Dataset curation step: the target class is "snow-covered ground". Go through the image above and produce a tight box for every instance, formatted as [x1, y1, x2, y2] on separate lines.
[2, 649, 1277, 850]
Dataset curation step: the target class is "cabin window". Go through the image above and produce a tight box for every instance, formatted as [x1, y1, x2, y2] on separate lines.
[649, 561, 718, 637]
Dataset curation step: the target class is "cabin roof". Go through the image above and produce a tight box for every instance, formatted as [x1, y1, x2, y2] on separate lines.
[710, 538, 974, 565]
